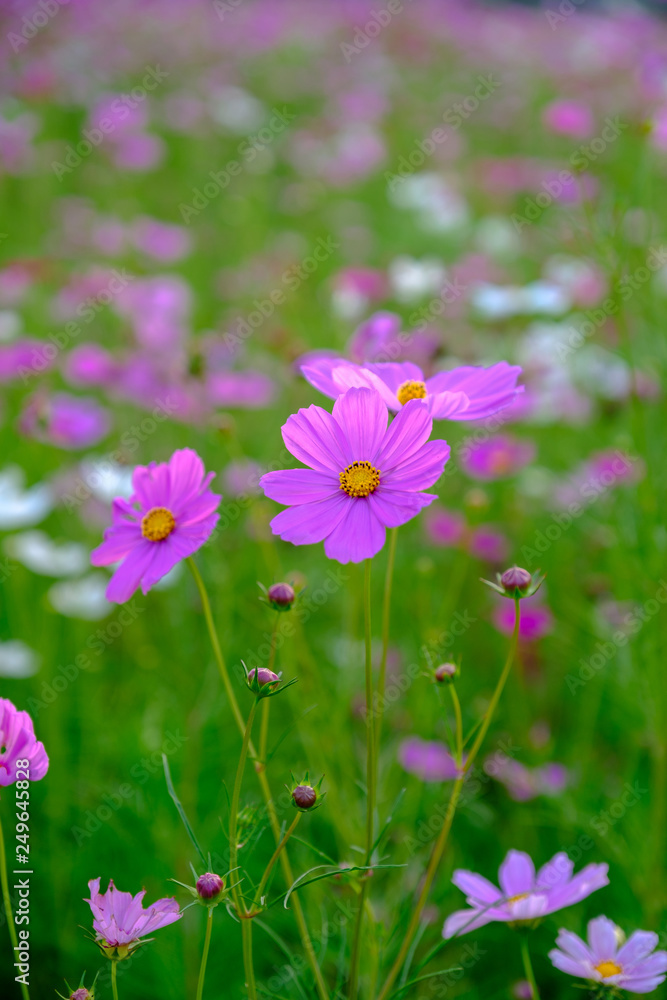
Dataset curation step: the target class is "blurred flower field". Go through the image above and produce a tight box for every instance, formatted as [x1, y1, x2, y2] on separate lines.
[1, 1, 667, 998]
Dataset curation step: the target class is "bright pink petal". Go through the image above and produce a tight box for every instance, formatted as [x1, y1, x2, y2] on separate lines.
[282, 404, 351, 473]
[90, 523, 142, 566]
[166, 448, 208, 513]
[428, 391, 470, 419]
[374, 398, 433, 470]
[443, 907, 498, 939]
[369, 488, 436, 528]
[364, 361, 424, 393]
[131, 460, 171, 510]
[105, 541, 158, 603]
[381, 440, 450, 491]
[270, 494, 349, 546]
[332, 386, 388, 462]
[451, 870, 502, 906]
[323, 499, 385, 563]
[498, 850, 535, 897]
[328, 364, 398, 408]
[260, 468, 339, 505]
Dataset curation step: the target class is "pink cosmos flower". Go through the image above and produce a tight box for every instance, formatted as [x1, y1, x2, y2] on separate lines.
[0, 699, 49, 786]
[443, 849, 609, 939]
[492, 595, 554, 642]
[300, 359, 523, 421]
[85, 878, 181, 956]
[424, 506, 466, 548]
[542, 100, 595, 139]
[399, 737, 462, 782]
[550, 916, 667, 993]
[461, 434, 535, 481]
[260, 387, 449, 563]
[19, 393, 111, 450]
[90, 449, 220, 602]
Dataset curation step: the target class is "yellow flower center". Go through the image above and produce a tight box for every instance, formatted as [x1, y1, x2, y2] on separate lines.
[141, 506, 176, 541]
[507, 893, 529, 904]
[595, 961, 622, 978]
[397, 380, 427, 405]
[339, 461, 381, 498]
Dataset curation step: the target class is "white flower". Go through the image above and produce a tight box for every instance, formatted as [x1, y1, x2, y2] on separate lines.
[4, 530, 89, 577]
[78, 458, 134, 505]
[0, 466, 54, 530]
[388, 255, 446, 302]
[0, 640, 39, 678]
[48, 573, 112, 620]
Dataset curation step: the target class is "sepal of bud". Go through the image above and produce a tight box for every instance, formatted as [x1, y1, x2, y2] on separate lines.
[243, 662, 297, 699]
[258, 580, 300, 611]
[57, 973, 99, 1000]
[172, 869, 228, 909]
[482, 566, 544, 600]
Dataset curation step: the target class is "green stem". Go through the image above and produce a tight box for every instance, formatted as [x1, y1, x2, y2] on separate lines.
[111, 961, 119, 1000]
[0, 810, 30, 1000]
[229, 701, 258, 914]
[252, 812, 300, 910]
[376, 600, 521, 1000]
[349, 558, 375, 999]
[520, 935, 540, 1000]
[195, 908, 213, 1000]
[259, 612, 281, 769]
[241, 918, 258, 1000]
[375, 526, 398, 752]
[449, 685, 463, 768]
[190, 559, 329, 1000]
[188, 558, 246, 737]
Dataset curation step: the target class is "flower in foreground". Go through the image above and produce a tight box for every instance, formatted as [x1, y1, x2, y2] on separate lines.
[550, 916, 667, 993]
[300, 358, 523, 420]
[0, 698, 49, 786]
[443, 849, 608, 938]
[85, 878, 181, 958]
[90, 448, 220, 602]
[260, 387, 450, 563]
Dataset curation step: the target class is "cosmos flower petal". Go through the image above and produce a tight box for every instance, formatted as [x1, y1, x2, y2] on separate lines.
[270, 494, 349, 545]
[554, 928, 595, 963]
[381, 440, 450, 491]
[131, 461, 171, 510]
[260, 468, 339, 504]
[537, 852, 574, 889]
[368, 488, 436, 528]
[618, 931, 661, 965]
[426, 362, 522, 399]
[329, 364, 398, 408]
[619, 976, 667, 993]
[105, 541, 158, 603]
[332, 387, 387, 461]
[374, 398, 433, 470]
[498, 849, 535, 897]
[282, 404, 351, 473]
[443, 907, 499, 939]
[323, 500, 385, 563]
[451, 870, 503, 906]
[166, 448, 211, 513]
[428, 391, 470, 419]
[364, 361, 424, 393]
[548, 950, 591, 979]
[588, 916, 621, 958]
[90, 523, 142, 566]
[549, 863, 609, 910]
[0, 699, 49, 786]
[139, 541, 185, 592]
[299, 357, 350, 398]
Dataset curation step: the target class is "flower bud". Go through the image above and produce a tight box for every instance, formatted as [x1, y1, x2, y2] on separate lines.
[267, 582, 295, 610]
[500, 566, 532, 596]
[248, 667, 281, 690]
[434, 662, 456, 683]
[70, 991, 92, 1000]
[292, 784, 317, 810]
[196, 872, 225, 901]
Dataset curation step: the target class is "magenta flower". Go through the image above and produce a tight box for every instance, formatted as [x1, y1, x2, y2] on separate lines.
[492, 595, 554, 642]
[550, 916, 667, 993]
[85, 878, 181, 957]
[300, 358, 522, 421]
[399, 737, 462, 782]
[0, 698, 49, 786]
[260, 387, 450, 563]
[20, 393, 111, 450]
[90, 448, 220, 602]
[443, 849, 608, 938]
[461, 433, 535, 481]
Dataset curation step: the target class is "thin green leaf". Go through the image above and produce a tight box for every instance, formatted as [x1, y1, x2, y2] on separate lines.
[162, 754, 207, 868]
[389, 967, 462, 998]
